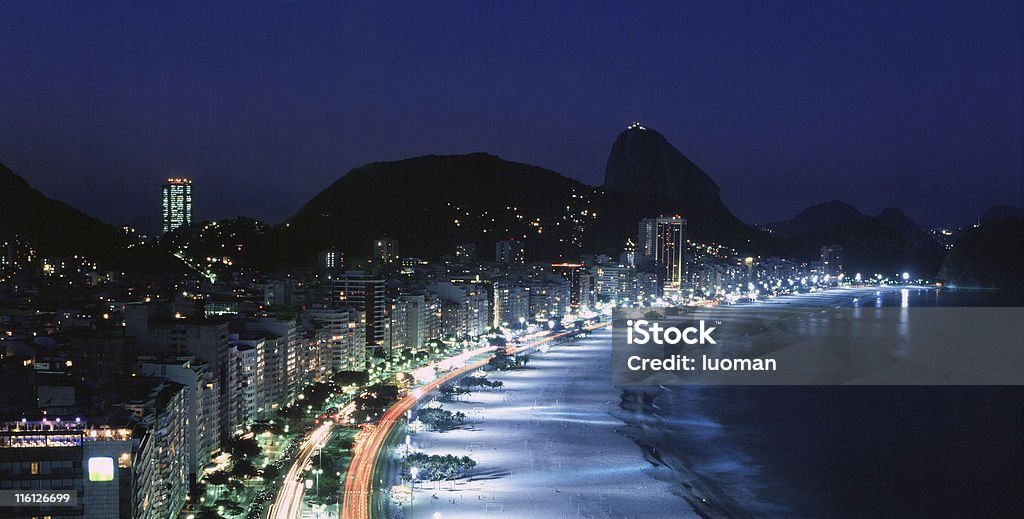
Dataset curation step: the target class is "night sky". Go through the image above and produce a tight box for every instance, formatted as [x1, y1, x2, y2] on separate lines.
[1, 1, 1020, 229]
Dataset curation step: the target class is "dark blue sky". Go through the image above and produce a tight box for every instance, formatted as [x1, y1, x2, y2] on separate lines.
[1, 1, 1020, 228]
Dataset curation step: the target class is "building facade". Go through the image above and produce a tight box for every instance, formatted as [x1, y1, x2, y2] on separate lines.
[161, 178, 192, 235]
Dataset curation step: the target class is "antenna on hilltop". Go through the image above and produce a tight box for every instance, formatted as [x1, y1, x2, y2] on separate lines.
[627, 121, 646, 130]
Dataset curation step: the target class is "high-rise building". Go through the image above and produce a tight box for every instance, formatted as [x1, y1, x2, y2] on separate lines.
[638, 216, 686, 292]
[124, 306, 231, 445]
[620, 238, 636, 267]
[302, 304, 366, 372]
[372, 238, 399, 265]
[323, 272, 386, 351]
[594, 265, 637, 303]
[820, 245, 844, 277]
[495, 239, 525, 264]
[242, 317, 302, 404]
[637, 219, 658, 265]
[526, 280, 571, 319]
[227, 333, 270, 431]
[493, 282, 530, 328]
[161, 178, 193, 235]
[393, 294, 435, 350]
[551, 263, 585, 308]
[127, 382, 189, 519]
[427, 282, 490, 339]
[454, 243, 478, 264]
[318, 249, 343, 271]
[137, 357, 218, 485]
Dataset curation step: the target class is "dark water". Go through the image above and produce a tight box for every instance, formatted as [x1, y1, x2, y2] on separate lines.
[641, 288, 1024, 518]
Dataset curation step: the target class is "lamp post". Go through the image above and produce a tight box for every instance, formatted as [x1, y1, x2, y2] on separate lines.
[409, 466, 419, 519]
[314, 447, 323, 511]
[336, 471, 342, 519]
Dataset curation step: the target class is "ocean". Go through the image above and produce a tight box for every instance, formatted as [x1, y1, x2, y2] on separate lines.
[622, 288, 1024, 518]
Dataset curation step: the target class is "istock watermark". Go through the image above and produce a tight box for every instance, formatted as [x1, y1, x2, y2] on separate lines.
[625, 319, 717, 345]
[611, 306, 1024, 386]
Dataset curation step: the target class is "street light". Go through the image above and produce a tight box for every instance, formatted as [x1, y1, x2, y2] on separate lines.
[409, 466, 419, 519]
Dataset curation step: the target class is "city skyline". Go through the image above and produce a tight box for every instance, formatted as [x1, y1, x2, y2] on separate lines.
[1, 1, 1021, 228]
[1, 3, 1022, 518]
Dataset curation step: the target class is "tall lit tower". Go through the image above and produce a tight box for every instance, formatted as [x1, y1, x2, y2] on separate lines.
[638, 216, 686, 292]
[655, 216, 686, 292]
[495, 239, 525, 264]
[162, 178, 193, 234]
[372, 237, 399, 265]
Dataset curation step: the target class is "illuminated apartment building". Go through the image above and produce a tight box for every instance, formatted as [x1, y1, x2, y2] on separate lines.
[161, 178, 193, 235]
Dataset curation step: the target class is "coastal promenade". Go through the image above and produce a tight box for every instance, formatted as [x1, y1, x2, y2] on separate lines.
[341, 323, 609, 519]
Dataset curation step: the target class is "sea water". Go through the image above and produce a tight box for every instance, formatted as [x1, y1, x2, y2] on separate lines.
[626, 288, 1024, 518]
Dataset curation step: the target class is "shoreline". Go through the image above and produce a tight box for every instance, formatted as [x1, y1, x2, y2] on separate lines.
[614, 387, 750, 519]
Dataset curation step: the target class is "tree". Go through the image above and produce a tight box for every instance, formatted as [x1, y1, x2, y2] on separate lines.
[262, 464, 280, 481]
[402, 452, 477, 481]
[205, 470, 230, 487]
[231, 458, 259, 479]
[417, 408, 467, 431]
[439, 383, 471, 401]
[333, 370, 368, 385]
[226, 436, 260, 459]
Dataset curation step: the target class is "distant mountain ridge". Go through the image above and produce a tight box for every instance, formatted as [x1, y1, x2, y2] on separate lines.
[980, 205, 1024, 224]
[875, 207, 943, 255]
[4, 126, 1010, 282]
[939, 217, 1024, 288]
[0, 161, 121, 261]
[279, 137, 765, 264]
[766, 200, 863, 238]
[767, 200, 944, 275]
[0, 162, 180, 272]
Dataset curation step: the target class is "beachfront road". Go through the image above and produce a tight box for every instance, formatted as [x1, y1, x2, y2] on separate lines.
[341, 322, 610, 519]
[268, 422, 334, 519]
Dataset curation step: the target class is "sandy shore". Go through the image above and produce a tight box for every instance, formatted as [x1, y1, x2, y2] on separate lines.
[395, 329, 698, 519]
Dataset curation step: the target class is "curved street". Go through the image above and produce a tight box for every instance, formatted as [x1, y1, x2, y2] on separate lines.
[341, 323, 608, 519]
[267, 422, 335, 519]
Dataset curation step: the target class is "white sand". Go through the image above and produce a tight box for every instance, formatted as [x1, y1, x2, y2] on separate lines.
[395, 329, 696, 519]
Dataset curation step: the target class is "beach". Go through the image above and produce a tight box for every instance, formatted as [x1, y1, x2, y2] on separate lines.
[395, 329, 699, 519]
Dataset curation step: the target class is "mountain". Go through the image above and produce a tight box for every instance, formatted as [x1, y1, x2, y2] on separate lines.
[938, 217, 1024, 288]
[875, 207, 943, 255]
[603, 125, 722, 207]
[979, 205, 1024, 224]
[0, 162, 180, 272]
[601, 125, 759, 248]
[0, 161, 121, 260]
[766, 200, 863, 238]
[768, 201, 944, 276]
[280, 145, 768, 266]
[283, 153, 600, 262]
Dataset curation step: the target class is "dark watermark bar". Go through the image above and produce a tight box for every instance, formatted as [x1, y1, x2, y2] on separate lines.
[0, 490, 78, 507]
[611, 307, 1024, 385]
